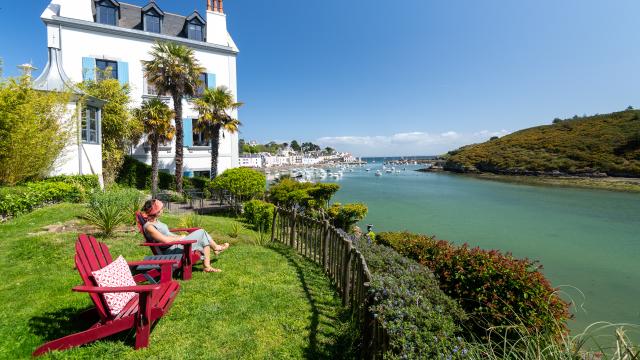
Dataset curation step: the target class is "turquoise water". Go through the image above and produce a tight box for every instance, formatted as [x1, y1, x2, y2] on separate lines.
[327, 164, 640, 335]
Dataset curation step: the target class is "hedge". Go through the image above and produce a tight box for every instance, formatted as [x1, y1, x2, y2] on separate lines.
[0, 181, 83, 219]
[354, 238, 468, 359]
[376, 232, 571, 339]
[116, 156, 209, 192]
[43, 174, 100, 192]
[116, 156, 176, 191]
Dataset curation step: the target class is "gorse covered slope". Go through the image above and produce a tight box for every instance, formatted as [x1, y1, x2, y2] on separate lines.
[445, 110, 640, 177]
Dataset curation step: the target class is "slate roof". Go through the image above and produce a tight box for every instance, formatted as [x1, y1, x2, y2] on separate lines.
[107, 1, 204, 39]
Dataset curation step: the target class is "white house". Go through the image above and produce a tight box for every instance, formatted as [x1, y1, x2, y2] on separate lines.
[32, 46, 106, 184]
[39, 0, 240, 179]
[238, 155, 263, 168]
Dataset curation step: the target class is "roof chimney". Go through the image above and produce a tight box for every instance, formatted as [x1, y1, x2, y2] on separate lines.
[206, 0, 229, 46]
[209, 0, 224, 13]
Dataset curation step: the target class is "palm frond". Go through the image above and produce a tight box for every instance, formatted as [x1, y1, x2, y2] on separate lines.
[134, 98, 175, 144]
[142, 41, 205, 98]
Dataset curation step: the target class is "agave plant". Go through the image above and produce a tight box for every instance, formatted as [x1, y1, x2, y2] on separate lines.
[83, 187, 143, 237]
[227, 222, 241, 238]
[252, 225, 270, 246]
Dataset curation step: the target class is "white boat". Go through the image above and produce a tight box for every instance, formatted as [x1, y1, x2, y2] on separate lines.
[375, 170, 382, 177]
[365, 168, 371, 172]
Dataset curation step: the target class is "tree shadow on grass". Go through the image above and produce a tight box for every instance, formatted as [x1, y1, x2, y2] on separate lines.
[269, 244, 359, 360]
[28, 306, 133, 346]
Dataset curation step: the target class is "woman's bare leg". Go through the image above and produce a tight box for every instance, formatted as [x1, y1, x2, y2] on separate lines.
[203, 246, 211, 268]
[202, 246, 221, 272]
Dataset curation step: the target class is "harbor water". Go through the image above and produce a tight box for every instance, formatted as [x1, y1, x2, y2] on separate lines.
[318, 160, 640, 337]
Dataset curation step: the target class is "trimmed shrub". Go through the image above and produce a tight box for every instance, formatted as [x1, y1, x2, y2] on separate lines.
[243, 199, 275, 231]
[354, 238, 468, 359]
[0, 181, 83, 219]
[327, 202, 368, 231]
[267, 179, 340, 218]
[84, 187, 143, 237]
[209, 168, 266, 208]
[376, 232, 571, 339]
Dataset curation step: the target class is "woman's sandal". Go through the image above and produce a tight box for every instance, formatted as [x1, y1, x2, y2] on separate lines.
[214, 243, 230, 256]
[204, 267, 222, 273]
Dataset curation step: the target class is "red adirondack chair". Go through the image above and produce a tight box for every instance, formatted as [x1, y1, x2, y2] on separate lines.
[33, 234, 181, 356]
[135, 211, 203, 280]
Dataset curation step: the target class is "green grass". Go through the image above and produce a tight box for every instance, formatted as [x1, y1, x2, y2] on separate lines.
[0, 204, 354, 359]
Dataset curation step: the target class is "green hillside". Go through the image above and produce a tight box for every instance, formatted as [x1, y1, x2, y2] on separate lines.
[445, 110, 640, 177]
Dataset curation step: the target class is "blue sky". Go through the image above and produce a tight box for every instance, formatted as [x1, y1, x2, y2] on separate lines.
[1, 0, 640, 156]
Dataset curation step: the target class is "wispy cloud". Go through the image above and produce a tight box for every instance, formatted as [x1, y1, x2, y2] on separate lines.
[317, 130, 509, 156]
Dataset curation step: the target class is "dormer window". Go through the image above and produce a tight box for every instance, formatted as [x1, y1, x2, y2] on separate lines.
[142, 3, 164, 34]
[185, 12, 206, 41]
[144, 11, 161, 33]
[96, 0, 119, 26]
[188, 22, 204, 41]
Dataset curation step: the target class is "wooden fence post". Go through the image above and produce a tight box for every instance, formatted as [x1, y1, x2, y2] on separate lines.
[342, 240, 353, 306]
[289, 209, 297, 248]
[270, 209, 278, 242]
[322, 221, 330, 270]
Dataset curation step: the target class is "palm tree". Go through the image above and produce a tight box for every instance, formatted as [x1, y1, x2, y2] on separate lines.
[143, 42, 204, 192]
[193, 86, 243, 179]
[133, 98, 175, 196]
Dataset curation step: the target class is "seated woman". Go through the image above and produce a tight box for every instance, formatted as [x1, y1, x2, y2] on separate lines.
[141, 199, 229, 273]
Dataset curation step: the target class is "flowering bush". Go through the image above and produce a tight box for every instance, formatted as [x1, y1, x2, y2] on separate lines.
[354, 238, 469, 359]
[376, 232, 571, 339]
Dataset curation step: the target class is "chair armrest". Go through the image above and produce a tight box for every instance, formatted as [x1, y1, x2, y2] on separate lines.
[73, 285, 160, 294]
[140, 240, 197, 247]
[127, 260, 178, 266]
[169, 227, 201, 234]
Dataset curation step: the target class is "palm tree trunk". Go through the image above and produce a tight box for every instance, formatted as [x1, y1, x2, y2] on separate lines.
[173, 94, 184, 193]
[210, 124, 221, 179]
[150, 137, 159, 197]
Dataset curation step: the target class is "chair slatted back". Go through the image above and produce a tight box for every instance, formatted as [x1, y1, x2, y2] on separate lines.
[75, 234, 114, 321]
[135, 211, 162, 256]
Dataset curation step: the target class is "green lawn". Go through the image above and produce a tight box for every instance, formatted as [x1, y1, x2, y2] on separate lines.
[0, 204, 354, 359]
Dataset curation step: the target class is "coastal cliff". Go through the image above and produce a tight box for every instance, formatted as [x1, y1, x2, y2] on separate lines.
[444, 110, 640, 178]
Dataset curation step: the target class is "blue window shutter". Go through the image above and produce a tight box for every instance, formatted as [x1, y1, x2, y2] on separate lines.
[183, 118, 193, 147]
[207, 73, 216, 89]
[117, 61, 129, 85]
[82, 57, 96, 81]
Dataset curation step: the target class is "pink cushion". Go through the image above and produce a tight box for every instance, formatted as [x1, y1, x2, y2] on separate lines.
[91, 255, 137, 316]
